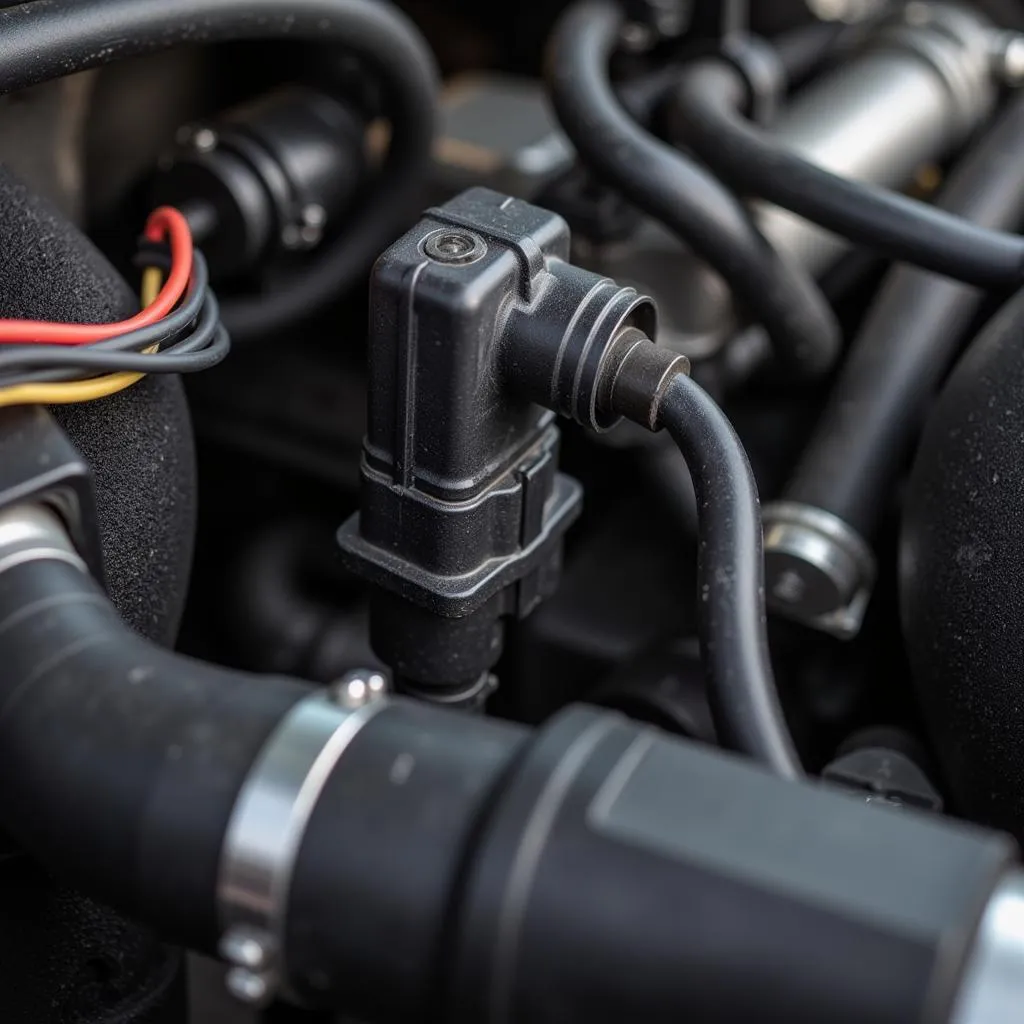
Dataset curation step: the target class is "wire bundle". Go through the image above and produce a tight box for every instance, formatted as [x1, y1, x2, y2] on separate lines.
[0, 206, 228, 407]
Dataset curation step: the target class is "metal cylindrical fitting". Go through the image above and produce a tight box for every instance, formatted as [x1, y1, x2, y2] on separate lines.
[755, 2, 998, 279]
[587, 4, 1001, 366]
[762, 501, 876, 638]
[603, 326, 691, 431]
[952, 871, 1024, 1024]
[0, 503, 84, 578]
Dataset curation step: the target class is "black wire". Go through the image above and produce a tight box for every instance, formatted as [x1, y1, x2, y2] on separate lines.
[10, 247, 208, 378]
[545, 0, 841, 378]
[656, 372, 803, 780]
[0, 251, 225, 385]
[0, 0, 439, 342]
[670, 59, 1024, 290]
[132, 241, 173, 271]
[0, 331, 229, 381]
[0, 293, 227, 380]
[90, 251, 210, 355]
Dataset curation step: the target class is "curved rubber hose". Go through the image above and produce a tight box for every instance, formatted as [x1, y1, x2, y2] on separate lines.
[0, 0, 439, 341]
[0, 556, 309, 952]
[787, 91, 1024, 537]
[545, 0, 841, 378]
[658, 373, 803, 779]
[670, 59, 1024, 289]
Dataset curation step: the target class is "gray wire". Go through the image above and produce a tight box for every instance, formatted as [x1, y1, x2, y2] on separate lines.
[88, 250, 210, 354]
[0, 288, 228, 380]
[0, 250, 212, 384]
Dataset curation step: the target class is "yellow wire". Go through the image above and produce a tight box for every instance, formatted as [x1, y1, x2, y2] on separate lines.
[140, 266, 164, 309]
[0, 267, 164, 408]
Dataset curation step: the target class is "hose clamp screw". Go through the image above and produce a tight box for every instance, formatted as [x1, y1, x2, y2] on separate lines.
[218, 691, 390, 1009]
[331, 669, 389, 709]
[220, 925, 277, 1007]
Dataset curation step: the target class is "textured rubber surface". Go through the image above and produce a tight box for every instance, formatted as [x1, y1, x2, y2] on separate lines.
[0, 165, 196, 643]
[902, 289, 1024, 839]
[0, 858, 185, 1024]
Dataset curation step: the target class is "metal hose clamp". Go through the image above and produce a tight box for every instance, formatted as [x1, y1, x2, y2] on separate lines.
[217, 670, 389, 1006]
[0, 504, 86, 578]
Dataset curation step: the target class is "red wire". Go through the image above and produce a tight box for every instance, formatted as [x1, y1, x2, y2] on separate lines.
[0, 206, 193, 346]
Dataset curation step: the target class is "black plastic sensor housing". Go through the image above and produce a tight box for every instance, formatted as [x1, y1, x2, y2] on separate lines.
[339, 188, 656, 696]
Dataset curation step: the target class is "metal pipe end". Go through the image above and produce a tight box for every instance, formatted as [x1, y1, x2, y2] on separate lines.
[952, 870, 1024, 1024]
[604, 327, 690, 431]
[762, 501, 876, 639]
[0, 503, 85, 579]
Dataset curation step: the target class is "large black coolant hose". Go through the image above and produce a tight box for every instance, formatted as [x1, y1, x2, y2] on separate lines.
[785, 91, 1024, 540]
[545, 0, 840, 378]
[2, 509, 1018, 1024]
[670, 59, 1024, 290]
[0, 0, 438, 340]
[0, 544, 309, 952]
[0, 507, 528, 1022]
[654, 373, 802, 780]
